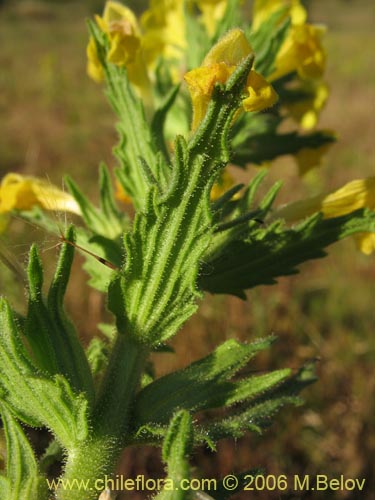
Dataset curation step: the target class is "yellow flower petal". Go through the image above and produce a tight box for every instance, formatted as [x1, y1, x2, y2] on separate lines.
[269, 23, 326, 81]
[243, 70, 278, 112]
[274, 177, 375, 223]
[141, 0, 186, 64]
[103, 1, 139, 31]
[107, 27, 141, 66]
[354, 232, 375, 255]
[253, 1, 325, 82]
[184, 29, 277, 130]
[86, 37, 104, 83]
[0, 174, 81, 215]
[184, 62, 234, 130]
[87, 1, 152, 101]
[252, 0, 307, 31]
[103, 2, 142, 67]
[321, 178, 375, 218]
[203, 28, 252, 67]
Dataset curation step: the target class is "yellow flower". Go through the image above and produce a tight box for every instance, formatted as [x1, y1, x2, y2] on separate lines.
[354, 232, 375, 255]
[273, 177, 375, 254]
[0, 173, 81, 215]
[269, 23, 326, 81]
[98, 1, 141, 66]
[253, 0, 307, 31]
[242, 70, 279, 113]
[87, 1, 150, 96]
[87, 37, 105, 83]
[273, 177, 375, 255]
[252, 1, 325, 82]
[184, 29, 278, 130]
[275, 178, 375, 222]
[194, 0, 228, 36]
[285, 81, 329, 130]
[141, 0, 186, 65]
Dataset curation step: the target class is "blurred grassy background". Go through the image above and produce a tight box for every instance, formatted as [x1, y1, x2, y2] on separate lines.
[0, 0, 374, 498]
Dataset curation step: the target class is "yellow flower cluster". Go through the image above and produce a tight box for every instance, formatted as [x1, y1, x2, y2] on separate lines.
[87, 0, 228, 92]
[252, 0, 329, 172]
[184, 29, 278, 131]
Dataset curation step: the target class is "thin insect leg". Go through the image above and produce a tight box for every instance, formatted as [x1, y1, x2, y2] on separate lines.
[59, 235, 118, 271]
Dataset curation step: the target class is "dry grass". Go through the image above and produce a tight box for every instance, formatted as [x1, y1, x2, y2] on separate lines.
[0, 1, 374, 498]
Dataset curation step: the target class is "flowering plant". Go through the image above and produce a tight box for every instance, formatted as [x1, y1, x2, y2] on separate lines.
[0, 1, 374, 499]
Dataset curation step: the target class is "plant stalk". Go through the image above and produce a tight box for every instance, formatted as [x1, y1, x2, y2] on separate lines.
[56, 334, 148, 500]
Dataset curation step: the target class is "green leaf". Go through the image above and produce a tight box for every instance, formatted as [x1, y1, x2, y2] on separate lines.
[86, 337, 109, 380]
[205, 175, 282, 271]
[98, 163, 126, 236]
[0, 298, 89, 450]
[232, 130, 336, 167]
[0, 476, 9, 498]
[65, 174, 124, 240]
[199, 209, 375, 296]
[151, 84, 181, 161]
[39, 440, 63, 474]
[204, 361, 317, 441]
[184, 6, 211, 69]
[25, 245, 60, 375]
[231, 113, 281, 152]
[134, 337, 277, 426]
[223, 369, 291, 406]
[107, 79, 157, 209]
[46, 228, 95, 399]
[154, 411, 193, 500]
[211, 0, 243, 43]
[249, 6, 289, 75]
[253, 18, 290, 77]
[109, 56, 255, 346]
[0, 403, 49, 500]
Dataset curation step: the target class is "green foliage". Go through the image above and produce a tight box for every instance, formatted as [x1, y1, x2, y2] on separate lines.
[65, 164, 125, 239]
[154, 411, 194, 500]
[0, 2, 374, 500]
[0, 297, 89, 449]
[232, 129, 336, 166]
[108, 55, 255, 345]
[249, 9, 290, 77]
[0, 403, 48, 500]
[134, 337, 286, 427]
[27, 230, 94, 399]
[200, 207, 375, 296]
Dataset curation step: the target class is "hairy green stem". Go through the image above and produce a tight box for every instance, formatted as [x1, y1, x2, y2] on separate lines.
[95, 334, 148, 435]
[56, 335, 147, 500]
